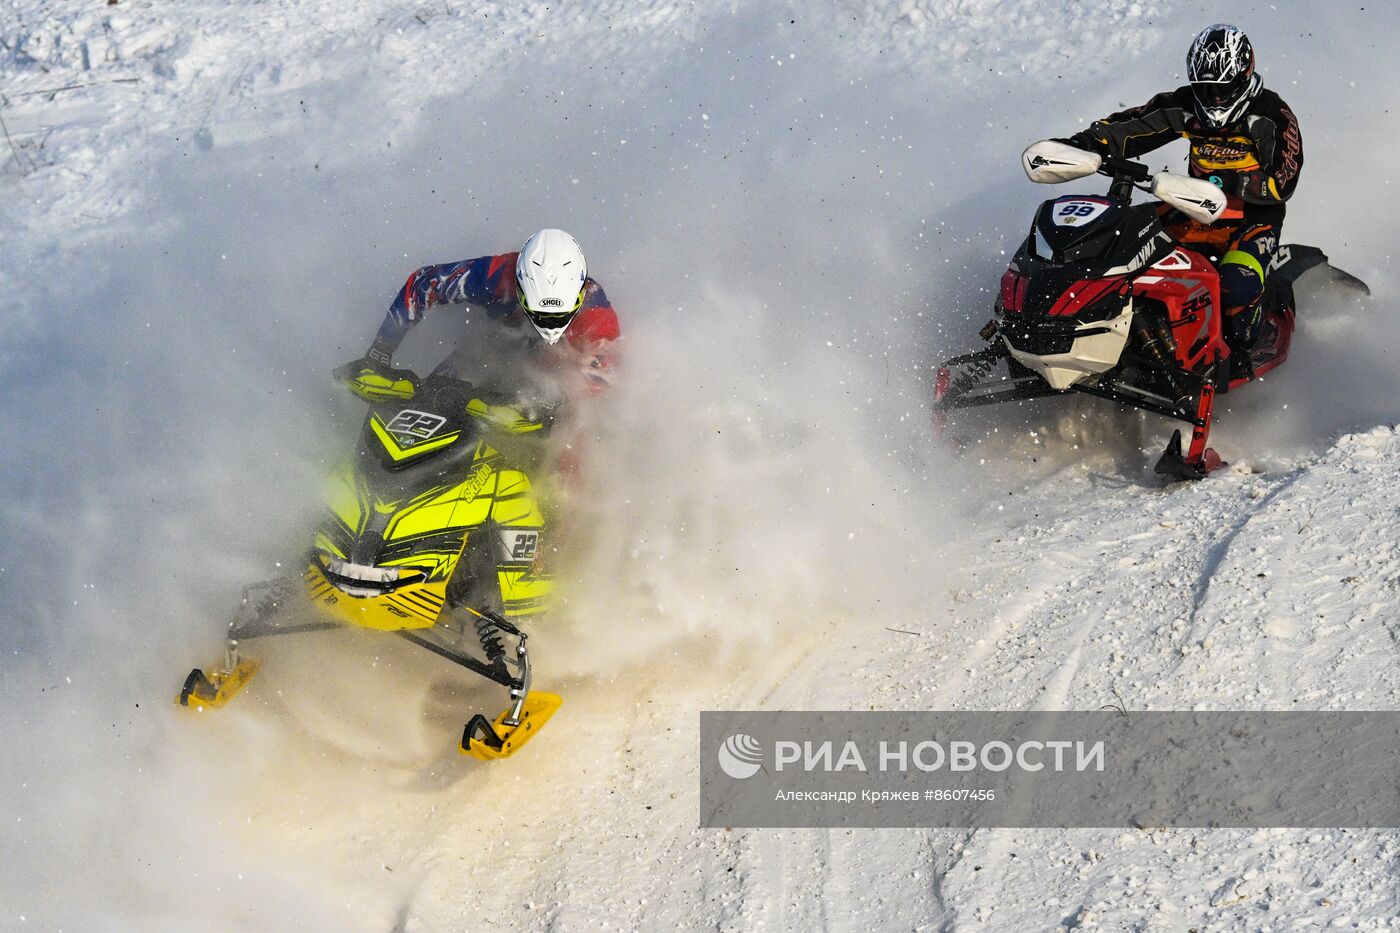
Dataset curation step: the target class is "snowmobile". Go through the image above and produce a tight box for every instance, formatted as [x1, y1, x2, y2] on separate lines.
[177, 366, 562, 760]
[933, 141, 1369, 479]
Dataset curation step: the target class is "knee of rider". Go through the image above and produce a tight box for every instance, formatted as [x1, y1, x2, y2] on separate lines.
[1220, 262, 1263, 314]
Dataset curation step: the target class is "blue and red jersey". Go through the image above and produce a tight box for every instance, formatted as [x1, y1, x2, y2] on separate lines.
[372, 252, 618, 350]
[371, 252, 621, 378]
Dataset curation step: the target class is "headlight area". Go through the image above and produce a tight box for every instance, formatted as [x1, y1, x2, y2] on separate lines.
[315, 552, 427, 597]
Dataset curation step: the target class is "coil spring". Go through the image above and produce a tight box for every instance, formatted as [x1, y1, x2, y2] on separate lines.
[475, 613, 506, 663]
[947, 345, 1007, 399]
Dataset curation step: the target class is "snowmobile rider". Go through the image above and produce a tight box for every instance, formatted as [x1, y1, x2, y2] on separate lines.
[1061, 24, 1302, 374]
[342, 228, 620, 408]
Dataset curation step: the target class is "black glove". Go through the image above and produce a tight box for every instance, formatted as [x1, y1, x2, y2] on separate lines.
[1235, 170, 1279, 204]
[1052, 130, 1107, 155]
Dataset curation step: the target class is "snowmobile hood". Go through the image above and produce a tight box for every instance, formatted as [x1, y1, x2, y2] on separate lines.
[1028, 196, 1170, 273]
[366, 407, 468, 468]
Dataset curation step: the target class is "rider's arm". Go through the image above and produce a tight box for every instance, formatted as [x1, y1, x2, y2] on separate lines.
[1071, 88, 1193, 160]
[368, 253, 518, 361]
[565, 280, 621, 394]
[1237, 92, 1303, 205]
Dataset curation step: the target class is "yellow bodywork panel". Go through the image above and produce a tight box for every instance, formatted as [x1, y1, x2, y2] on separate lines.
[387, 498, 470, 542]
[312, 532, 348, 559]
[491, 470, 545, 525]
[489, 469, 551, 615]
[324, 461, 368, 536]
[466, 399, 546, 434]
[497, 569, 551, 616]
[387, 462, 494, 541]
[305, 428, 555, 632]
[345, 367, 417, 402]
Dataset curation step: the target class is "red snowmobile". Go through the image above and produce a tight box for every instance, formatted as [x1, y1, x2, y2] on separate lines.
[933, 141, 1369, 479]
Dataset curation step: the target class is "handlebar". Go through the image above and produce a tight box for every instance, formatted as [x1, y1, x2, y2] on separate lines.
[1022, 139, 1226, 225]
[1099, 155, 1150, 181]
[337, 362, 550, 432]
[1098, 155, 1151, 201]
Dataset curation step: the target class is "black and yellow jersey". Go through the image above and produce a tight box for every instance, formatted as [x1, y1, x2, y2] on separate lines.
[1077, 85, 1303, 227]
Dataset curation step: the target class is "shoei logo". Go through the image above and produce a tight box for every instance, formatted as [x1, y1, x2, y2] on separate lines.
[539, 297, 564, 308]
[718, 733, 764, 779]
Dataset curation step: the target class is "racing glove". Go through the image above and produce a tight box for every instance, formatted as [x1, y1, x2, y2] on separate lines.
[335, 349, 419, 402]
[1053, 130, 1108, 156]
[1234, 170, 1283, 204]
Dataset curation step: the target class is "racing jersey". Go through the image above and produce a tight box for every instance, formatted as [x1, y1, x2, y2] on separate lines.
[1079, 85, 1303, 227]
[369, 252, 620, 396]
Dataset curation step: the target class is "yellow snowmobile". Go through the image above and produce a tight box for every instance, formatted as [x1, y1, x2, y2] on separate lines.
[178, 366, 562, 761]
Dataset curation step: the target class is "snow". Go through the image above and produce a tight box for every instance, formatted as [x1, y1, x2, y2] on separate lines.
[3, 0, 1400, 929]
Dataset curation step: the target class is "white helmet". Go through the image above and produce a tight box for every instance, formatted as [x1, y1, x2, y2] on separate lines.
[515, 228, 587, 345]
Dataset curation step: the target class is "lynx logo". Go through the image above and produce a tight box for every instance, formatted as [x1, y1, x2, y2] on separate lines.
[718, 733, 764, 779]
[384, 409, 447, 442]
[1123, 231, 1171, 272]
[498, 529, 541, 561]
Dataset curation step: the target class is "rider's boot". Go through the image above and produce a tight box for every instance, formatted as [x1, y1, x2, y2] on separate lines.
[1224, 297, 1265, 381]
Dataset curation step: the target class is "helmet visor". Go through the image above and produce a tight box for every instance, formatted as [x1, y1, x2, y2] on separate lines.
[519, 286, 584, 335]
[1192, 73, 1249, 110]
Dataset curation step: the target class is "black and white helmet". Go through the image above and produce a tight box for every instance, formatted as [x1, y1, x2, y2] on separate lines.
[1187, 24, 1261, 127]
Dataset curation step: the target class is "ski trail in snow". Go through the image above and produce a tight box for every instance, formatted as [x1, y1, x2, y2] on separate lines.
[1185, 470, 1303, 637]
[898, 443, 1400, 926]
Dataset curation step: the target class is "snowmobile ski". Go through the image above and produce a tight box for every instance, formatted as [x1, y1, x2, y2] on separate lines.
[462, 692, 563, 761]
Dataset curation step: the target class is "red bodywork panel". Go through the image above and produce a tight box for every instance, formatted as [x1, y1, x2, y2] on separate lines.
[1050, 277, 1126, 317]
[1126, 246, 1227, 373]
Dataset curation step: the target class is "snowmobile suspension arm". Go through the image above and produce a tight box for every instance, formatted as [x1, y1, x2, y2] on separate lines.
[938, 376, 1205, 425]
[229, 619, 341, 640]
[224, 577, 340, 642]
[935, 356, 1206, 426]
[938, 376, 1061, 410]
[1069, 381, 1204, 426]
[396, 629, 523, 690]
